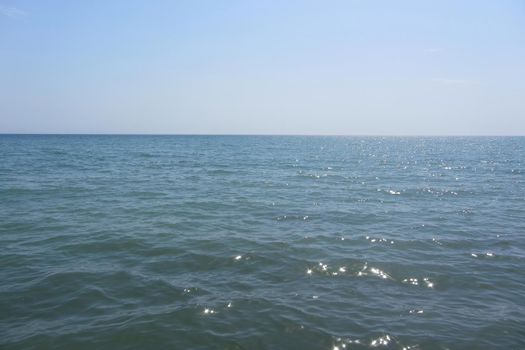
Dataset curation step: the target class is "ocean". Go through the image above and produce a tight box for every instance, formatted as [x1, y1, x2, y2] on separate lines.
[1, 135, 524, 349]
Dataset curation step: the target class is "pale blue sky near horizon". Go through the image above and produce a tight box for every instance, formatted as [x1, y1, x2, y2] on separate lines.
[1, 0, 524, 135]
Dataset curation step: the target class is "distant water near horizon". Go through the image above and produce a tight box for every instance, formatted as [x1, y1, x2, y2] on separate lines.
[1, 135, 524, 349]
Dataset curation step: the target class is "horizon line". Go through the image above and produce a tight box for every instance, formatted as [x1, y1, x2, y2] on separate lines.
[0, 133, 524, 137]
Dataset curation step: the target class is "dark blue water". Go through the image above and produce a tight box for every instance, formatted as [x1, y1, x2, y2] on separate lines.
[1, 135, 524, 349]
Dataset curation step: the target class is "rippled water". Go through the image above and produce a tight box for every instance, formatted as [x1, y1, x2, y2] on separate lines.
[1, 135, 524, 349]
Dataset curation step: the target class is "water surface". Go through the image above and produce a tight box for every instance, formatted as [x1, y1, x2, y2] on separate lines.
[1, 135, 524, 349]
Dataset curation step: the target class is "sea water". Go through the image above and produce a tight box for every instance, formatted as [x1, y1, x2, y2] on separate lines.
[1, 135, 524, 349]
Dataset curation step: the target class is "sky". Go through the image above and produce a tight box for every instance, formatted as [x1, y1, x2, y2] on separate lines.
[1, 0, 524, 135]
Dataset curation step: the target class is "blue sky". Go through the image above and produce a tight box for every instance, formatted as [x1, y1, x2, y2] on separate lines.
[1, 0, 524, 135]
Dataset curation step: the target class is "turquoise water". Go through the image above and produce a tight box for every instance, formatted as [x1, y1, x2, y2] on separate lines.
[1, 135, 524, 349]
